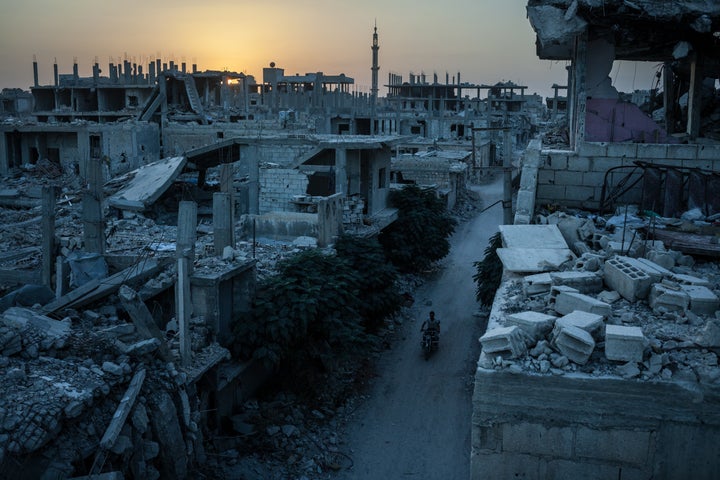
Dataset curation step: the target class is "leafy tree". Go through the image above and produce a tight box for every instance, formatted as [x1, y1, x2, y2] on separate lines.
[335, 234, 401, 332]
[233, 249, 365, 368]
[379, 185, 456, 273]
[473, 231, 503, 307]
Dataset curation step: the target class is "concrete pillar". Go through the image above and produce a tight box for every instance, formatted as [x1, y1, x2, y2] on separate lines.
[213, 192, 234, 256]
[335, 148, 347, 195]
[82, 158, 105, 254]
[73, 60, 79, 81]
[33, 59, 39, 87]
[41, 186, 56, 288]
[503, 129, 513, 225]
[570, 31, 588, 148]
[93, 62, 100, 84]
[663, 62, 674, 134]
[686, 53, 702, 140]
[175, 201, 196, 367]
[53, 61, 59, 86]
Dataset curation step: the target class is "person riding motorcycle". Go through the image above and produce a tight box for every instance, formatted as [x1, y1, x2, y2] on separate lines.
[421, 311, 440, 340]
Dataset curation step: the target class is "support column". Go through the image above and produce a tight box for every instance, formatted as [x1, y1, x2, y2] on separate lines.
[687, 53, 703, 140]
[82, 157, 105, 254]
[41, 186, 56, 288]
[335, 148, 347, 195]
[213, 192, 234, 256]
[663, 62, 675, 134]
[175, 201, 196, 367]
[571, 32, 587, 149]
[503, 129, 513, 225]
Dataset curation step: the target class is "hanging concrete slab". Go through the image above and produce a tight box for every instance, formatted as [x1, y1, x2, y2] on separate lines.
[108, 156, 186, 211]
[498, 224, 568, 249]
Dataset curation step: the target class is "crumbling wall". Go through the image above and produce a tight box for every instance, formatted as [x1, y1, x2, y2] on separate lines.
[535, 142, 720, 210]
[258, 167, 309, 215]
[472, 368, 720, 479]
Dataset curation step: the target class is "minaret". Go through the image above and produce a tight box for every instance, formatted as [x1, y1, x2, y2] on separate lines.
[371, 21, 379, 134]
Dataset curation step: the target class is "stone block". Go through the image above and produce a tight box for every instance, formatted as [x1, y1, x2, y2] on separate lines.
[698, 144, 720, 160]
[523, 273, 552, 296]
[578, 141, 608, 157]
[607, 142, 638, 158]
[649, 283, 689, 313]
[550, 271, 603, 294]
[479, 326, 527, 359]
[505, 311, 556, 340]
[647, 250, 675, 269]
[636, 143, 668, 159]
[679, 285, 719, 315]
[555, 310, 604, 334]
[605, 325, 646, 362]
[666, 144, 698, 160]
[555, 325, 595, 365]
[604, 256, 653, 301]
[554, 291, 612, 318]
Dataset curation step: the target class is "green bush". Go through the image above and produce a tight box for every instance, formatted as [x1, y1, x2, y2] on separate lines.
[233, 236, 401, 369]
[379, 185, 456, 273]
[473, 231, 503, 307]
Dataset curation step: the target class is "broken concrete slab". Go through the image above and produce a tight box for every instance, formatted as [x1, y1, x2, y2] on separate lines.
[498, 224, 569, 249]
[553, 291, 613, 319]
[522, 273, 553, 296]
[496, 248, 575, 273]
[108, 156, 186, 212]
[649, 283, 690, 313]
[679, 284, 719, 315]
[550, 271, 603, 294]
[2, 307, 71, 350]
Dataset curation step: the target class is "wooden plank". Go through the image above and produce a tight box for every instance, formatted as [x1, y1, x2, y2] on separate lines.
[0, 246, 40, 262]
[0, 269, 41, 284]
[118, 285, 171, 361]
[42, 259, 163, 314]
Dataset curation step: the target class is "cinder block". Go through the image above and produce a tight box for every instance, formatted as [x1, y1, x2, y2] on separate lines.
[479, 326, 527, 359]
[633, 257, 672, 280]
[604, 256, 653, 301]
[649, 283, 689, 313]
[606, 142, 637, 158]
[647, 250, 675, 269]
[698, 144, 720, 160]
[578, 141, 608, 157]
[555, 310, 604, 334]
[555, 325, 595, 365]
[554, 291, 612, 318]
[636, 143, 668, 159]
[671, 273, 711, 287]
[605, 325, 646, 362]
[667, 144, 698, 160]
[679, 285, 720, 315]
[550, 271, 603, 294]
[506, 311, 556, 340]
[564, 185, 595, 202]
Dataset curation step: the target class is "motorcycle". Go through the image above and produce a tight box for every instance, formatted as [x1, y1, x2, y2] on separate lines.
[421, 328, 439, 360]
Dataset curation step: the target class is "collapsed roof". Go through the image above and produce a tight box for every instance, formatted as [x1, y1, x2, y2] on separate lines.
[527, 0, 720, 67]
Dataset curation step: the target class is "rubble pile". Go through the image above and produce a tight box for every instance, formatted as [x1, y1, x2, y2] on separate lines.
[480, 209, 720, 387]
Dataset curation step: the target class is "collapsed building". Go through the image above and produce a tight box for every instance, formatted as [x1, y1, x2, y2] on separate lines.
[472, 2, 720, 479]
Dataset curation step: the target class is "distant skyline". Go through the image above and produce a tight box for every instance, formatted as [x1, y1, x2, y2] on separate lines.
[0, 0, 660, 99]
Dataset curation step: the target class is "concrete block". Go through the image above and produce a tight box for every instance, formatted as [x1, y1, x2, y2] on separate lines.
[550, 271, 603, 294]
[594, 156, 622, 172]
[555, 325, 595, 365]
[537, 169, 555, 184]
[647, 250, 675, 269]
[649, 283, 689, 313]
[570, 156, 591, 172]
[679, 285, 719, 315]
[506, 311, 556, 340]
[607, 142, 637, 158]
[698, 144, 720, 160]
[575, 427, 652, 465]
[666, 144, 698, 160]
[546, 460, 648, 480]
[479, 326, 527, 359]
[471, 452, 541, 480]
[554, 291, 612, 318]
[633, 257, 672, 280]
[604, 256, 653, 301]
[605, 325, 646, 362]
[671, 273, 711, 287]
[523, 273, 552, 296]
[564, 185, 595, 202]
[501, 422, 574, 457]
[578, 141, 608, 157]
[555, 310, 604, 334]
[636, 143, 668, 159]
[555, 169, 584, 186]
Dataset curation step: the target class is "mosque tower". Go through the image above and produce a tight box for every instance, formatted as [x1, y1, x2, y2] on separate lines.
[371, 21, 379, 134]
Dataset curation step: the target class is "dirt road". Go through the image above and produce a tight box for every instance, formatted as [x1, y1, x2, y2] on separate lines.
[334, 177, 503, 480]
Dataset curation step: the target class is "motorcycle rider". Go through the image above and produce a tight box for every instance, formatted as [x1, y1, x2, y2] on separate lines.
[421, 311, 440, 341]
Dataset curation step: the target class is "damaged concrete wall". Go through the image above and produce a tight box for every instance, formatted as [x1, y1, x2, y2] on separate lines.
[535, 142, 720, 210]
[259, 167, 309, 215]
[472, 368, 720, 479]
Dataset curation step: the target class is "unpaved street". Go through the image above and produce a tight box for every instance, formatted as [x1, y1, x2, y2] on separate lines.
[335, 177, 503, 480]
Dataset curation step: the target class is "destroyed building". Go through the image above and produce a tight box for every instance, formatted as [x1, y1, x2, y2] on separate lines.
[472, 2, 720, 479]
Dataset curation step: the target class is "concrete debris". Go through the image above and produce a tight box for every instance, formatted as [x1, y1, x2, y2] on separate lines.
[479, 207, 720, 386]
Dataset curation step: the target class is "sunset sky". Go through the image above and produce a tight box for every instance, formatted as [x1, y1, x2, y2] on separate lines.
[0, 0, 659, 98]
